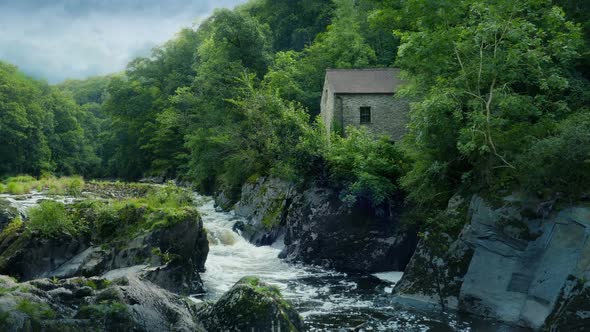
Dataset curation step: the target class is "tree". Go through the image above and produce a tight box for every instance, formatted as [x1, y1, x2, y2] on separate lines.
[395, 0, 589, 206]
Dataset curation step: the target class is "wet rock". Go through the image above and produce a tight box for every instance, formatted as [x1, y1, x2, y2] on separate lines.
[214, 189, 236, 211]
[232, 177, 417, 272]
[0, 198, 18, 231]
[0, 229, 90, 281]
[0, 274, 206, 332]
[0, 206, 209, 295]
[544, 277, 590, 331]
[200, 276, 305, 332]
[233, 176, 294, 246]
[280, 187, 417, 273]
[394, 193, 590, 329]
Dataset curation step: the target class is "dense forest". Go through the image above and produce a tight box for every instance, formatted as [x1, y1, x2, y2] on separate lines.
[1, 0, 589, 223]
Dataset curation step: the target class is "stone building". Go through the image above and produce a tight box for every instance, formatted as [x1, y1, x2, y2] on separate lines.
[320, 68, 409, 141]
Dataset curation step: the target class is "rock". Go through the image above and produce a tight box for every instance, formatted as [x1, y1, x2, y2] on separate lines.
[280, 187, 417, 273]
[0, 274, 206, 332]
[0, 198, 18, 231]
[0, 204, 209, 295]
[139, 176, 165, 184]
[233, 176, 295, 246]
[394, 193, 590, 329]
[199, 276, 305, 332]
[232, 176, 417, 273]
[214, 189, 236, 211]
[544, 277, 590, 331]
[0, 229, 90, 281]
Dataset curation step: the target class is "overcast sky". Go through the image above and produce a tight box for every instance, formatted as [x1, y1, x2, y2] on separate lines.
[0, 0, 247, 83]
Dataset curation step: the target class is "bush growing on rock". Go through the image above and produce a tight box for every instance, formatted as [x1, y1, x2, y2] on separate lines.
[326, 126, 407, 206]
[28, 201, 77, 237]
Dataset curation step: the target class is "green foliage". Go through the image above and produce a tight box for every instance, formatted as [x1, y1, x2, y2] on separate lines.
[0, 175, 85, 196]
[0, 218, 23, 241]
[28, 201, 76, 238]
[16, 299, 56, 321]
[76, 300, 133, 330]
[327, 127, 407, 206]
[516, 112, 590, 196]
[70, 184, 197, 243]
[0, 61, 103, 178]
[396, 0, 590, 208]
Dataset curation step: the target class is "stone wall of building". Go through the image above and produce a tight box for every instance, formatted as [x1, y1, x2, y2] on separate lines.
[320, 81, 336, 135]
[340, 94, 409, 141]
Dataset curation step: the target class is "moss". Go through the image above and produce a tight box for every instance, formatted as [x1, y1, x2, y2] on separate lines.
[241, 276, 281, 298]
[0, 286, 18, 296]
[261, 199, 284, 230]
[151, 247, 179, 264]
[0, 218, 24, 242]
[76, 300, 133, 330]
[16, 299, 56, 320]
[76, 301, 128, 320]
[0, 231, 31, 271]
[246, 174, 261, 184]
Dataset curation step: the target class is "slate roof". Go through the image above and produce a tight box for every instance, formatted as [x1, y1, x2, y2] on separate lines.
[325, 68, 403, 94]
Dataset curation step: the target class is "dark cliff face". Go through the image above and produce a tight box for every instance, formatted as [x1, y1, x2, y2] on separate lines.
[226, 176, 418, 273]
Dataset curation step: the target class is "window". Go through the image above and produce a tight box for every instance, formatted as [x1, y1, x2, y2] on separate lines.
[360, 107, 371, 124]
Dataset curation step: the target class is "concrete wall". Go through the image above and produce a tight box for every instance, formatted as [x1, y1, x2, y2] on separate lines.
[340, 94, 409, 141]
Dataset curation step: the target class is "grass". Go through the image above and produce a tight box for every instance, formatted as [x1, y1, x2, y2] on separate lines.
[0, 218, 23, 241]
[28, 201, 76, 237]
[0, 175, 85, 196]
[65, 183, 198, 243]
[16, 299, 56, 320]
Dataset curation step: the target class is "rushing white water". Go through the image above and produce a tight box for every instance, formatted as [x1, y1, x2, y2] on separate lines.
[0, 192, 77, 217]
[195, 195, 516, 331]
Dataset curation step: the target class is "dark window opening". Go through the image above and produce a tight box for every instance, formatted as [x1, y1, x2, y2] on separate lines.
[360, 107, 371, 124]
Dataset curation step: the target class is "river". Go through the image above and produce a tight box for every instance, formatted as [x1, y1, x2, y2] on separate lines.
[194, 195, 525, 332]
[1, 191, 525, 331]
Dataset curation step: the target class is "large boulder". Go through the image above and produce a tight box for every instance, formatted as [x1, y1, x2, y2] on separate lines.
[230, 176, 417, 273]
[280, 187, 417, 273]
[232, 176, 295, 246]
[0, 274, 206, 332]
[0, 204, 209, 295]
[199, 276, 305, 332]
[394, 193, 590, 329]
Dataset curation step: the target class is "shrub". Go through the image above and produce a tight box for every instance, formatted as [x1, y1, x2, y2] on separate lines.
[517, 112, 590, 197]
[28, 201, 76, 237]
[144, 184, 193, 210]
[5, 182, 27, 195]
[326, 127, 407, 206]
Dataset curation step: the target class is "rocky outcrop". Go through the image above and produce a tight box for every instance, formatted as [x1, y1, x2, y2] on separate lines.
[0, 205, 209, 295]
[199, 276, 305, 332]
[544, 276, 590, 331]
[394, 193, 590, 330]
[0, 198, 18, 231]
[280, 187, 416, 273]
[0, 274, 206, 332]
[232, 177, 295, 246]
[226, 176, 417, 273]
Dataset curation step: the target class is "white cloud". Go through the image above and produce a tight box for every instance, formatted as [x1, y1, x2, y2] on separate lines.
[0, 0, 247, 83]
